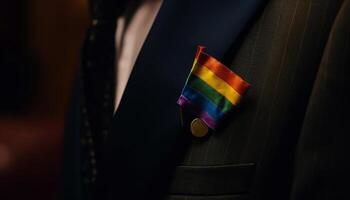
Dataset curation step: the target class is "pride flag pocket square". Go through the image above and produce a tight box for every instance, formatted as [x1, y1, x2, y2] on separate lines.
[177, 46, 250, 130]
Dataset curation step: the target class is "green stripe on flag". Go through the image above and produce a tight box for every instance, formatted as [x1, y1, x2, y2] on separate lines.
[188, 75, 234, 113]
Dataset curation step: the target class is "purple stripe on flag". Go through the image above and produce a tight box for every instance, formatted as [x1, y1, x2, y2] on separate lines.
[177, 95, 218, 130]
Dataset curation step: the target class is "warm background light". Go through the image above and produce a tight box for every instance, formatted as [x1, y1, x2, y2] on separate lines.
[0, 0, 89, 199]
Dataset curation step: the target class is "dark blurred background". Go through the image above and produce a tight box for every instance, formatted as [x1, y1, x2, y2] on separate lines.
[0, 0, 88, 199]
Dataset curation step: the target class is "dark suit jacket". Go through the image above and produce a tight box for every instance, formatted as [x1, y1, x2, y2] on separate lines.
[61, 0, 350, 200]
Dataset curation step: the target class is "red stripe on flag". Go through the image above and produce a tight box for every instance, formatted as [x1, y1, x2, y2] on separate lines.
[195, 47, 250, 95]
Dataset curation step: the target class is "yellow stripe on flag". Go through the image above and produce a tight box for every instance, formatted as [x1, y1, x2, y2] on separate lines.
[192, 63, 242, 105]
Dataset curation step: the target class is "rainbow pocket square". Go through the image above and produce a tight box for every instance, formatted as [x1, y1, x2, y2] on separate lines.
[177, 46, 250, 130]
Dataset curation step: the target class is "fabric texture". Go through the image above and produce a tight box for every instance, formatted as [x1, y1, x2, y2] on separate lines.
[61, 0, 350, 200]
[178, 46, 250, 130]
[290, 1, 350, 199]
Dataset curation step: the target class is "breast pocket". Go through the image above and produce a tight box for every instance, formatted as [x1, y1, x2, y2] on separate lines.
[166, 163, 256, 200]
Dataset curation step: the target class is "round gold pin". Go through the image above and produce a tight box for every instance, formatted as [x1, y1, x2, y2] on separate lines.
[190, 118, 209, 137]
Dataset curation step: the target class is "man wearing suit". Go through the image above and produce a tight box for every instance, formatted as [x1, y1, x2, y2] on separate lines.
[62, 0, 350, 200]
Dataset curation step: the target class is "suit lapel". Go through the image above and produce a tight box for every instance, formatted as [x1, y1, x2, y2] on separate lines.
[96, 0, 266, 199]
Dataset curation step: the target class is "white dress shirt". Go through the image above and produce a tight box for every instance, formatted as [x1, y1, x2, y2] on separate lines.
[114, 0, 163, 112]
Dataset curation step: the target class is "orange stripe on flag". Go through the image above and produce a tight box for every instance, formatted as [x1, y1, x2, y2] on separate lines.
[196, 51, 250, 95]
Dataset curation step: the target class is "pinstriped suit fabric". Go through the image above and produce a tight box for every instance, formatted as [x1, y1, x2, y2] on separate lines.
[61, 0, 350, 199]
[291, 1, 350, 199]
[167, 0, 346, 199]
